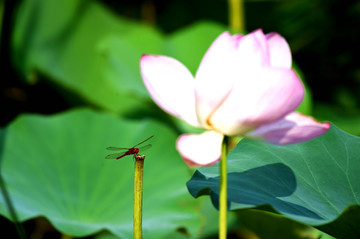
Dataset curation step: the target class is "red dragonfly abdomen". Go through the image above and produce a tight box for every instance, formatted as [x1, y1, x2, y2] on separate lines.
[130, 148, 140, 154]
[115, 148, 139, 159]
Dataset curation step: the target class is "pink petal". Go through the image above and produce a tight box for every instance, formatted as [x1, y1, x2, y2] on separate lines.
[209, 68, 304, 136]
[140, 54, 199, 126]
[176, 131, 224, 167]
[195, 30, 271, 128]
[247, 112, 330, 145]
[195, 32, 242, 128]
[234, 29, 270, 68]
[266, 33, 292, 68]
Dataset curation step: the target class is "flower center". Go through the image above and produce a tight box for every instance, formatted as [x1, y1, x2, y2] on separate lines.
[206, 118, 213, 128]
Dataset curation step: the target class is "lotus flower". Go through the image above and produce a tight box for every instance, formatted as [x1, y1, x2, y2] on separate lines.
[140, 29, 330, 167]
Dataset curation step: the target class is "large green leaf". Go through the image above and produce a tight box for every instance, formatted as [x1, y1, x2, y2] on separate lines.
[96, 26, 165, 113]
[0, 109, 202, 238]
[187, 124, 360, 238]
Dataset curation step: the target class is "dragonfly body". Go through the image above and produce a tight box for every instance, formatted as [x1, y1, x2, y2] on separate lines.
[116, 148, 139, 159]
[106, 136, 153, 160]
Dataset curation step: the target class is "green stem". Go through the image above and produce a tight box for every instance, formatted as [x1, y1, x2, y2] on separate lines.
[134, 155, 145, 239]
[219, 138, 228, 239]
[228, 0, 245, 32]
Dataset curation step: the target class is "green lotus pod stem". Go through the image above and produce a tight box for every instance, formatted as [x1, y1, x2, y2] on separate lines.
[219, 138, 228, 239]
[134, 155, 145, 239]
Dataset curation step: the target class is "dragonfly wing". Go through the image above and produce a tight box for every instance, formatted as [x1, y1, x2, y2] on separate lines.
[138, 144, 152, 152]
[132, 135, 154, 147]
[106, 147, 130, 151]
[105, 152, 127, 159]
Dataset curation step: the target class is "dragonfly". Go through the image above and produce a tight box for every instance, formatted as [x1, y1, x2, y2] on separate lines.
[105, 135, 154, 160]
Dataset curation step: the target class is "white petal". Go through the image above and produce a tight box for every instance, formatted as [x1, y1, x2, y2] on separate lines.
[247, 112, 330, 144]
[140, 55, 199, 126]
[176, 131, 224, 167]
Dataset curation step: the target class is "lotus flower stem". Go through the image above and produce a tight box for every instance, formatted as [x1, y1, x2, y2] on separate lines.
[219, 138, 228, 239]
[228, 0, 245, 32]
[134, 154, 145, 239]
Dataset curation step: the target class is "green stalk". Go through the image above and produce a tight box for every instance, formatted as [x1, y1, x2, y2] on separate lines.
[228, 0, 245, 32]
[134, 155, 145, 239]
[219, 138, 228, 239]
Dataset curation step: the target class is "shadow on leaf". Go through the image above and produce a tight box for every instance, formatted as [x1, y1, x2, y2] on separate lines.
[187, 163, 323, 220]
